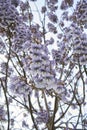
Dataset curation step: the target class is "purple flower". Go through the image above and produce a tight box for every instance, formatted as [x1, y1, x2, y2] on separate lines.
[36, 110, 49, 124]
[20, 1, 29, 11]
[31, 43, 42, 50]
[47, 23, 57, 33]
[46, 38, 54, 45]
[0, 106, 6, 121]
[71, 0, 87, 27]
[60, 0, 68, 10]
[0, 0, 20, 31]
[49, 0, 58, 4]
[41, 6, 47, 13]
[28, 12, 33, 21]
[9, 76, 31, 96]
[12, 24, 31, 52]
[48, 12, 58, 23]
[22, 120, 29, 128]
[11, 0, 20, 7]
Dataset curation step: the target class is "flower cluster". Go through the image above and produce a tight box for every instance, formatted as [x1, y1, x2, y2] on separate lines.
[9, 76, 31, 96]
[0, 106, 6, 121]
[72, 33, 87, 65]
[0, 0, 20, 33]
[28, 42, 67, 97]
[52, 42, 69, 66]
[64, 23, 87, 65]
[29, 43, 56, 89]
[0, 62, 13, 77]
[30, 24, 42, 44]
[71, 0, 87, 28]
[36, 110, 49, 124]
[12, 23, 31, 52]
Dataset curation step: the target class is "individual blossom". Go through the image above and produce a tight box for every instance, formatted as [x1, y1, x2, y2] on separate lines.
[0, 62, 13, 76]
[46, 37, 54, 45]
[10, 118, 14, 126]
[61, 0, 73, 10]
[57, 33, 63, 39]
[30, 62, 42, 77]
[47, 23, 57, 33]
[47, 12, 58, 23]
[36, 110, 49, 124]
[47, 2, 58, 12]
[0, 39, 5, 53]
[29, 43, 42, 59]
[11, 0, 20, 7]
[65, 0, 74, 7]
[48, 0, 58, 5]
[34, 76, 45, 89]
[22, 120, 29, 128]
[22, 41, 31, 50]
[20, 1, 29, 12]
[59, 21, 65, 27]
[28, 12, 33, 21]
[60, 0, 68, 10]
[41, 6, 47, 13]
[43, 73, 56, 87]
[30, 43, 42, 51]
[0, 106, 6, 121]
[61, 11, 69, 21]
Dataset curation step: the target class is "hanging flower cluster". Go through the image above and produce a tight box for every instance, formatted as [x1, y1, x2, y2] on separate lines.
[63, 23, 87, 65]
[29, 43, 57, 90]
[72, 33, 87, 65]
[0, 106, 6, 121]
[20, 1, 33, 22]
[12, 24, 31, 53]
[9, 76, 31, 96]
[36, 110, 49, 124]
[52, 42, 69, 66]
[71, 0, 87, 28]
[0, 0, 20, 33]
